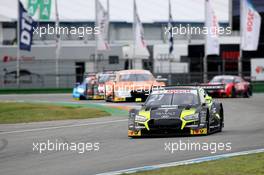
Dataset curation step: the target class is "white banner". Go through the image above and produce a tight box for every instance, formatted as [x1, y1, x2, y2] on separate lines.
[241, 0, 261, 51]
[205, 0, 220, 55]
[133, 0, 149, 58]
[96, 0, 109, 51]
[251, 59, 264, 81]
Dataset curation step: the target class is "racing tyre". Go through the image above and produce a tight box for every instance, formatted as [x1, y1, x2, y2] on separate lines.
[244, 86, 252, 98]
[231, 88, 236, 98]
[219, 106, 224, 132]
[206, 110, 211, 135]
[79, 96, 86, 100]
[243, 90, 250, 98]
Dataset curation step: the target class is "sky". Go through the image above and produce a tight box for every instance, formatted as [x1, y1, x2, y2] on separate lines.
[0, 0, 229, 23]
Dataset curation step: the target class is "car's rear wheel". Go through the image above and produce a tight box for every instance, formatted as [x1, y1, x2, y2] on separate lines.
[231, 88, 236, 98]
[206, 110, 211, 135]
[79, 96, 86, 100]
[219, 106, 224, 132]
[105, 86, 114, 102]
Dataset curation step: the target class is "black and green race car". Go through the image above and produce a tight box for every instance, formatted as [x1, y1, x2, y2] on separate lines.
[128, 86, 224, 137]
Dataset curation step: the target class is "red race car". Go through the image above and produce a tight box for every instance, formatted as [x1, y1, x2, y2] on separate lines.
[207, 75, 252, 98]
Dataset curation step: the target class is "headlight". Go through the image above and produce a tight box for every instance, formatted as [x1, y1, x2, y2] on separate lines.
[135, 115, 147, 122]
[184, 113, 199, 121]
[77, 88, 85, 93]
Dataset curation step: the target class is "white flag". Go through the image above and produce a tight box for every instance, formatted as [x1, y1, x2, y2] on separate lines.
[96, 0, 109, 51]
[205, 0, 220, 55]
[133, 0, 149, 57]
[168, 0, 174, 54]
[241, 0, 261, 51]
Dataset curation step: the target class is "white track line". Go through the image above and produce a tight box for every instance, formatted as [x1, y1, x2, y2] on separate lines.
[96, 148, 264, 175]
[0, 119, 127, 135]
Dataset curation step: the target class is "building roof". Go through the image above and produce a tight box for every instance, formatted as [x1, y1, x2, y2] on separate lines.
[0, 0, 229, 23]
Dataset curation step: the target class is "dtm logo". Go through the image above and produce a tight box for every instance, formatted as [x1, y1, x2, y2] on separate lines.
[247, 10, 254, 32]
[21, 13, 33, 46]
[19, 2, 36, 51]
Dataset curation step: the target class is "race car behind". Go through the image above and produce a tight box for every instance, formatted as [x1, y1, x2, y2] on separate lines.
[72, 73, 96, 100]
[72, 71, 115, 100]
[128, 86, 224, 137]
[105, 69, 165, 102]
[207, 75, 252, 98]
[90, 71, 116, 100]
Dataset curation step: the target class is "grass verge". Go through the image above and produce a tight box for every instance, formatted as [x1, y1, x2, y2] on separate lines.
[0, 88, 72, 94]
[0, 102, 110, 124]
[132, 152, 264, 175]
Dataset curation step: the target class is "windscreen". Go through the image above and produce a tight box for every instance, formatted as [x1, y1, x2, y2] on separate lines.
[210, 77, 234, 83]
[119, 74, 153, 82]
[145, 89, 199, 107]
[145, 94, 173, 106]
[172, 92, 199, 106]
[98, 74, 114, 83]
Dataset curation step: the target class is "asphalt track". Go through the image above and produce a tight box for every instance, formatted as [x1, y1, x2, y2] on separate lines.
[0, 94, 264, 175]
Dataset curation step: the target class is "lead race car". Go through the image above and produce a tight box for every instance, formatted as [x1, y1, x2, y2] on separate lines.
[128, 86, 224, 137]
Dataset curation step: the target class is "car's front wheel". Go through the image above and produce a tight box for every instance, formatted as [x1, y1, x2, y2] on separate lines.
[243, 86, 252, 98]
[206, 110, 211, 135]
[231, 87, 236, 98]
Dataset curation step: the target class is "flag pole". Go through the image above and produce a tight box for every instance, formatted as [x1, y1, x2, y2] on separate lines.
[132, 0, 136, 69]
[107, 0, 110, 44]
[55, 0, 60, 88]
[203, 0, 208, 83]
[238, 0, 243, 77]
[229, 0, 233, 30]
[17, 0, 20, 87]
[203, 55, 208, 83]
[168, 0, 172, 85]
[95, 0, 98, 72]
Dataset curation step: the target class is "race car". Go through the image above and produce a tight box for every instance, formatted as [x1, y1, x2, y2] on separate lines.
[128, 86, 224, 137]
[72, 71, 115, 100]
[72, 73, 96, 100]
[207, 75, 252, 98]
[104, 69, 165, 102]
[91, 71, 116, 100]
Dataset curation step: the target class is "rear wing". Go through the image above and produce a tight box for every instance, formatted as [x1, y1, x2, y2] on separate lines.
[197, 84, 225, 90]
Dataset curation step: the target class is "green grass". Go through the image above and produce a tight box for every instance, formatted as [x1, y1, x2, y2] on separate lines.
[132, 152, 264, 175]
[0, 88, 72, 94]
[0, 102, 110, 124]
